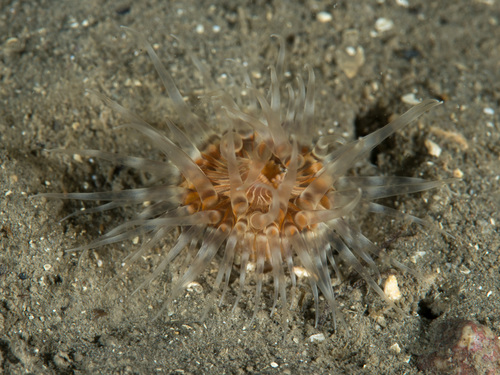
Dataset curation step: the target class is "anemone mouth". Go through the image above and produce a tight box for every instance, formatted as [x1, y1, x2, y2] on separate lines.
[38, 29, 448, 329]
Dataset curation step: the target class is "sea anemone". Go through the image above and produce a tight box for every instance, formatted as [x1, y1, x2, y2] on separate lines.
[41, 29, 447, 329]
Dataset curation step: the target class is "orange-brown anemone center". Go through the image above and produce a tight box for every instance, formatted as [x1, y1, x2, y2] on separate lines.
[180, 132, 333, 237]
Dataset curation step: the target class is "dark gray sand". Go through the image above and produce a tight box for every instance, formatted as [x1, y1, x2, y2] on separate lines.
[1, 1, 499, 374]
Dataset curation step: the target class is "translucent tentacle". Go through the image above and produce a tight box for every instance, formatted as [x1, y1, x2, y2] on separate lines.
[330, 230, 405, 315]
[337, 176, 454, 200]
[132, 225, 204, 294]
[39, 185, 183, 202]
[295, 188, 362, 228]
[121, 27, 211, 139]
[159, 222, 231, 317]
[249, 232, 267, 325]
[298, 99, 442, 209]
[45, 149, 171, 175]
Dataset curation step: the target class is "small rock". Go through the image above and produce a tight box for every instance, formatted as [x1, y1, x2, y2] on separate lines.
[384, 275, 402, 301]
[316, 11, 332, 23]
[396, 0, 410, 7]
[390, 343, 402, 354]
[483, 107, 495, 115]
[401, 93, 421, 105]
[293, 266, 310, 278]
[186, 281, 203, 294]
[308, 333, 326, 343]
[453, 168, 464, 178]
[418, 320, 500, 375]
[375, 18, 394, 32]
[424, 139, 442, 157]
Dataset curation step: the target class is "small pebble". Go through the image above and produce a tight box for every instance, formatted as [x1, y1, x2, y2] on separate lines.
[483, 107, 495, 115]
[316, 11, 333, 23]
[195, 24, 204, 34]
[401, 93, 421, 105]
[293, 266, 310, 278]
[186, 281, 203, 294]
[418, 320, 500, 374]
[73, 154, 83, 163]
[396, 0, 410, 7]
[308, 333, 326, 343]
[345, 46, 356, 56]
[390, 343, 402, 354]
[453, 168, 464, 178]
[375, 18, 394, 32]
[383, 275, 402, 301]
[424, 139, 442, 157]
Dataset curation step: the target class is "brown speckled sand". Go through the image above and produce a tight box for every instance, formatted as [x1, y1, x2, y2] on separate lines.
[1, 1, 499, 374]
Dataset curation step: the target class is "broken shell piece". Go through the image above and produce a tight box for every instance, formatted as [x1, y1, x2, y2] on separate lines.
[316, 11, 332, 23]
[186, 281, 203, 294]
[375, 18, 394, 32]
[401, 93, 421, 105]
[453, 168, 464, 178]
[384, 274, 402, 301]
[293, 266, 310, 278]
[308, 333, 326, 343]
[424, 139, 442, 157]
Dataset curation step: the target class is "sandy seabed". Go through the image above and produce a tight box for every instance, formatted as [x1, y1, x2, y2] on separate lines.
[1, 1, 499, 374]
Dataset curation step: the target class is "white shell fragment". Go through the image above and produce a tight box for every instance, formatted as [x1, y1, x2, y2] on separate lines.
[453, 168, 464, 178]
[186, 281, 203, 294]
[375, 18, 394, 32]
[424, 139, 442, 157]
[195, 24, 205, 34]
[401, 93, 421, 105]
[384, 275, 402, 301]
[316, 11, 333, 23]
[293, 266, 310, 278]
[308, 333, 326, 343]
[73, 154, 83, 163]
[483, 107, 495, 115]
